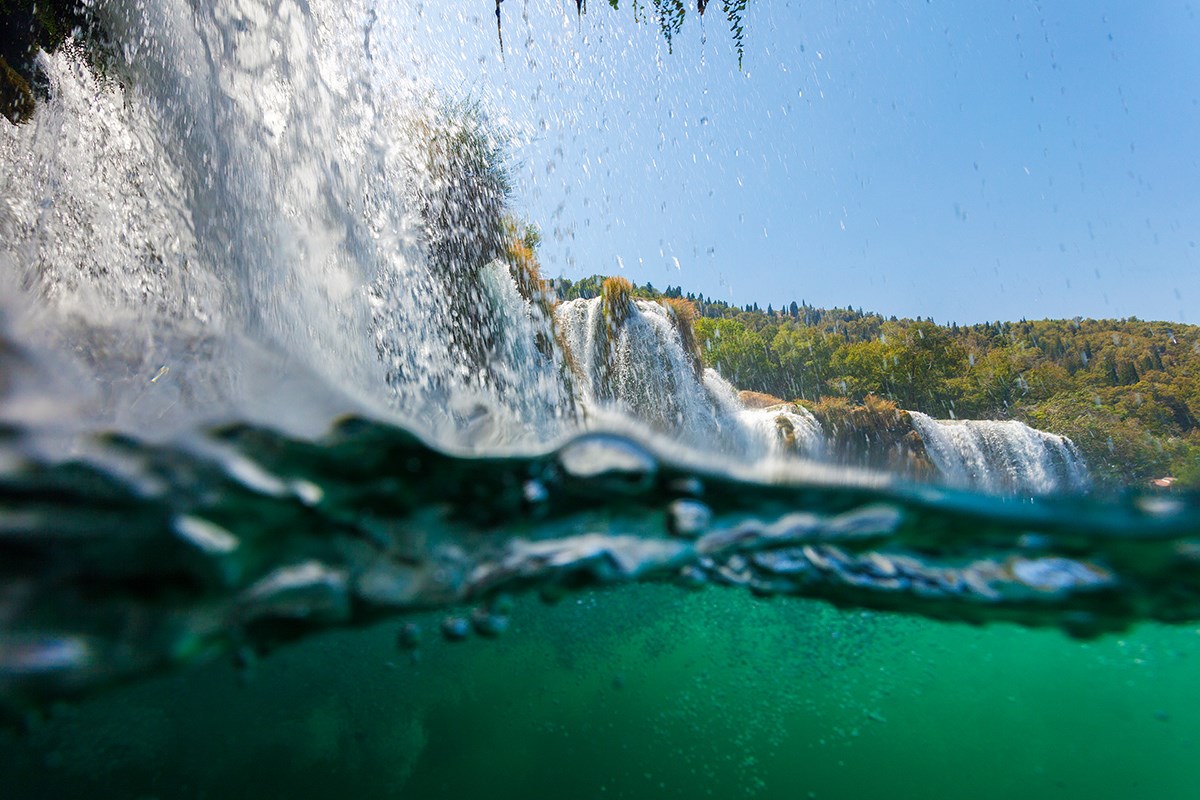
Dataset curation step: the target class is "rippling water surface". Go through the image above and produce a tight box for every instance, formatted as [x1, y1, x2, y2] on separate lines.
[0, 416, 1198, 800]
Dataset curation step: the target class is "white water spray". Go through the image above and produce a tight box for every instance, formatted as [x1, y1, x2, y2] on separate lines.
[909, 412, 1089, 495]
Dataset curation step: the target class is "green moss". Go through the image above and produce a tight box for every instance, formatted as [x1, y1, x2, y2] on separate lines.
[34, 1, 90, 52]
[659, 297, 702, 376]
[502, 218, 554, 317]
[800, 394, 934, 477]
[500, 218, 579, 411]
[0, 0, 103, 122]
[601, 276, 634, 330]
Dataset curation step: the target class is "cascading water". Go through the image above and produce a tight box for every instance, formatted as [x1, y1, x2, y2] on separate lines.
[3, 0, 1175, 715]
[553, 297, 738, 447]
[738, 404, 825, 457]
[909, 411, 1089, 495]
[0, 0, 584, 449]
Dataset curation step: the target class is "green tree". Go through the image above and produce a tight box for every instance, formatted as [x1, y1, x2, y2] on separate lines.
[694, 317, 772, 391]
[772, 324, 837, 400]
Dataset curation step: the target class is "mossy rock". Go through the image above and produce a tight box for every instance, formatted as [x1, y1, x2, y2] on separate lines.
[659, 297, 702, 376]
[0, 0, 93, 67]
[32, 1, 91, 52]
[0, 0, 100, 123]
[601, 276, 634, 330]
[0, 2, 36, 72]
[738, 390, 787, 409]
[408, 101, 511, 278]
[801, 394, 937, 478]
[0, 55, 34, 124]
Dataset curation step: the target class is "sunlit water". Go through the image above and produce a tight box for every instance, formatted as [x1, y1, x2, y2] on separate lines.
[0, 1, 1198, 798]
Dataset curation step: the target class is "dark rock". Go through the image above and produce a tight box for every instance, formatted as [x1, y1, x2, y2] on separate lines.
[0, 1, 100, 123]
[0, 55, 34, 124]
[0, 2, 37, 75]
[396, 622, 422, 651]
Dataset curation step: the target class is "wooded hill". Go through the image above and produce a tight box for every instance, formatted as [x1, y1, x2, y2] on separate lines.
[554, 276, 1200, 488]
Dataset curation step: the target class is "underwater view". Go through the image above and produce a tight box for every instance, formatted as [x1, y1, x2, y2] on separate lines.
[1, 1, 1198, 797]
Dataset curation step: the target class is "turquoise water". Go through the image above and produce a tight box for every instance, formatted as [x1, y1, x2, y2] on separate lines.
[3, 584, 1199, 798]
[1, 418, 1198, 798]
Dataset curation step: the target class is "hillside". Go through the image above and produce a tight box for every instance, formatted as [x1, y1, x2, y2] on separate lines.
[554, 275, 1200, 488]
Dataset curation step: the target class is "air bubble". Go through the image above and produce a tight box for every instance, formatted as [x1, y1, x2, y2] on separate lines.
[440, 616, 471, 642]
[667, 499, 713, 538]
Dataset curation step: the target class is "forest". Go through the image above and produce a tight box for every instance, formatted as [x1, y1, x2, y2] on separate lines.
[554, 275, 1200, 488]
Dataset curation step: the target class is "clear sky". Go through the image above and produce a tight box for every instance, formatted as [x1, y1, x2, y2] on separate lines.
[381, 1, 1199, 325]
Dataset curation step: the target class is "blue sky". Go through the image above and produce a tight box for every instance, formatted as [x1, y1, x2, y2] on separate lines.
[383, 1, 1199, 325]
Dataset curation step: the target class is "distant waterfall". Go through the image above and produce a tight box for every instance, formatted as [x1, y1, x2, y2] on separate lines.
[909, 412, 1089, 495]
[738, 405, 825, 457]
[554, 297, 746, 452]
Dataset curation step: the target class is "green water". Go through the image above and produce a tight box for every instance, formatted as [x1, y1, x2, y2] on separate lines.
[2, 421, 1198, 797]
[4, 584, 1197, 799]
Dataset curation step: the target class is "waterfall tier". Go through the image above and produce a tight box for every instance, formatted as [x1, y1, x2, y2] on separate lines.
[909, 412, 1090, 495]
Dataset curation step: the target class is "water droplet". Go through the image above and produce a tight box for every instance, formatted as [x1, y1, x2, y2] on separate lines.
[557, 434, 657, 493]
[523, 479, 549, 506]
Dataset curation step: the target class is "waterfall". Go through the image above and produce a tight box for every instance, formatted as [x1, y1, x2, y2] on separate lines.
[554, 297, 751, 452]
[0, 0, 575, 448]
[909, 412, 1089, 495]
[739, 406, 825, 458]
[0, 0, 846, 464]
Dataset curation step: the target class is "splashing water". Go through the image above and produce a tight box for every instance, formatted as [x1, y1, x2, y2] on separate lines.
[738, 404, 825, 458]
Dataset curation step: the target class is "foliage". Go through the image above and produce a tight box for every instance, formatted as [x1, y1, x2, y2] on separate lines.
[693, 317, 771, 390]
[0, 0, 101, 121]
[501, 215, 569, 368]
[658, 296, 701, 373]
[803, 393, 905, 440]
[501, 217, 552, 310]
[738, 390, 785, 408]
[800, 394, 935, 478]
[771, 325, 837, 401]
[601, 276, 635, 328]
[496, 0, 749, 67]
[405, 98, 511, 277]
[0, 55, 33, 124]
[719, 0, 748, 68]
